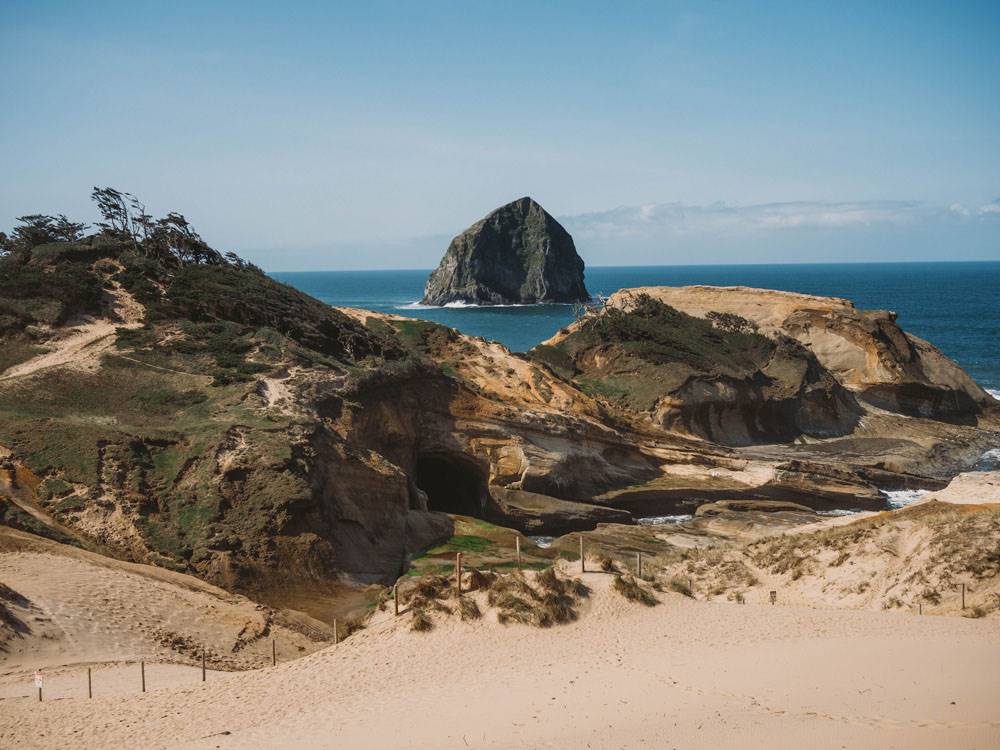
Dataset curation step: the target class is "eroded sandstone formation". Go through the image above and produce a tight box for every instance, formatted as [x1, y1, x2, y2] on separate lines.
[603, 286, 991, 422]
[2, 234, 997, 624]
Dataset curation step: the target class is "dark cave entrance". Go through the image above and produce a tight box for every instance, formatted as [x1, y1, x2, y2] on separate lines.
[415, 452, 487, 516]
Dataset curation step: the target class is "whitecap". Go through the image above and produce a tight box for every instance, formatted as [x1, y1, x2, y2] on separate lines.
[974, 448, 1000, 471]
[528, 535, 556, 548]
[816, 508, 865, 517]
[395, 300, 573, 310]
[986, 388, 1000, 401]
[636, 514, 694, 526]
[883, 489, 931, 508]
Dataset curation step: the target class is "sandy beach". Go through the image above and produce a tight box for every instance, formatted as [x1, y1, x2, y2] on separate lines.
[2, 567, 998, 750]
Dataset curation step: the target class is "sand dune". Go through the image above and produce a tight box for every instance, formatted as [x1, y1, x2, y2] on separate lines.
[0, 527, 330, 681]
[1, 562, 998, 749]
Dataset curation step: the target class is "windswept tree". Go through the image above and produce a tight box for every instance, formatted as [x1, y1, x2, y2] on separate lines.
[146, 212, 224, 266]
[3, 187, 253, 271]
[4, 214, 87, 251]
[91, 187, 134, 240]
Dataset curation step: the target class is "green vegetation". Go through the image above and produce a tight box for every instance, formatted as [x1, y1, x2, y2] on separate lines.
[612, 573, 658, 606]
[0, 500, 80, 547]
[553, 295, 773, 373]
[427, 535, 492, 554]
[0, 341, 43, 374]
[528, 294, 775, 411]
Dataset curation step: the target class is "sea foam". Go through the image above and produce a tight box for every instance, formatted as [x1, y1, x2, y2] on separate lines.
[636, 514, 694, 526]
[884, 489, 931, 508]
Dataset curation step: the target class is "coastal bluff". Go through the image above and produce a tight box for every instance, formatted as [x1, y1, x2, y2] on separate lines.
[421, 197, 589, 306]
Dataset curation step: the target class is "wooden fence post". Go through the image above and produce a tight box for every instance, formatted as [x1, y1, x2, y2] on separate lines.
[394, 584, 400, 616]
[271, 639, 276, 666]
[141, 661, 146, 693]
[515, 536, 521, 570]
[456, 552, 463, 596]
[579, 537, 585, 573]
[88, 667, 92, 698]
[334, 619, 339, 645]
[202, 650, 206, 682]
[636, 552, 642, 578]
[961, 583, 966, 610]
[769, 590, 777, 606]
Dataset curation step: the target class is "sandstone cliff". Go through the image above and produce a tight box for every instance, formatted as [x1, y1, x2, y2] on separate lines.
[2, 228, 996, 627]
[421, 197, 589, 305]
[601, 286, 991, 422]
[531, 292, 863, 446]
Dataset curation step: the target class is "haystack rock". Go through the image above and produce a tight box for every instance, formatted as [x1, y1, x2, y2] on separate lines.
[421, 197, 589, 306]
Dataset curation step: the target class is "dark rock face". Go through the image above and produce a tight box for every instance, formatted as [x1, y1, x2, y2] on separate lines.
[421, 197, 589, 306]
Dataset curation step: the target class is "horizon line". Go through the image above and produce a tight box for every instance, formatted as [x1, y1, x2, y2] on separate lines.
[266, 258, 1000, 274]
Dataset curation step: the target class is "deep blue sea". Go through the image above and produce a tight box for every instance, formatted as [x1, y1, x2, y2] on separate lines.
[273, 262, 1000, 392]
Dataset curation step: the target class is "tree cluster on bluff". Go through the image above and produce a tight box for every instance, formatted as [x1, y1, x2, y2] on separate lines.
[1, 187, 251, 269]
[0, 188, 396, 369]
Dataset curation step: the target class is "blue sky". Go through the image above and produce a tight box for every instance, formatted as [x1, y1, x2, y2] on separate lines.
[2, 1, 998, 270]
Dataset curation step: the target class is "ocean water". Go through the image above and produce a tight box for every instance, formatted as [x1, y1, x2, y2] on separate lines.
[273, 261, 1000, 392]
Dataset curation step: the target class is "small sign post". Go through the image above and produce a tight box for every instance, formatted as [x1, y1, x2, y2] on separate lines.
[579, 537, 585, 573]
[34, 670, 43, 702]
[515, 536, 521, 570]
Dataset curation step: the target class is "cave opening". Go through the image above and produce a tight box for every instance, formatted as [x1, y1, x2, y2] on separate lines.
[415, 452, 487, 516]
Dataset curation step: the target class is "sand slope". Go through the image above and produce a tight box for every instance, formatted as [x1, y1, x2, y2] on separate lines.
[0, 528, 330, 681]
[1, 566, 998, 749]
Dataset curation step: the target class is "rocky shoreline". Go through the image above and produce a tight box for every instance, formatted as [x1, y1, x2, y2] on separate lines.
[1, 226, 998, 621]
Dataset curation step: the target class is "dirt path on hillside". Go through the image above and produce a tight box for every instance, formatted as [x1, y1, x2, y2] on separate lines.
[0, 276, 144, 382]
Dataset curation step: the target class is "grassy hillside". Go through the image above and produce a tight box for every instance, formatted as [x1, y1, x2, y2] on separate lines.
[0, 197, 440, 594]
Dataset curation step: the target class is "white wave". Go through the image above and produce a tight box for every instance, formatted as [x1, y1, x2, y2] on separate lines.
[986, 388, 1000, 401]
[528, 535, 556, 548]
[883, 489, 931, 509]
[974, 447, 1000, 471]
[636, 514, 694, 526]
[816, 508, 865, 517]
[395, 300, 571, 310]
[442, 301, 542, 308]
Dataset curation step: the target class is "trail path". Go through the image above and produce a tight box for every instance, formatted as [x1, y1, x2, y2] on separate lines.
[0, 275, 144, 382]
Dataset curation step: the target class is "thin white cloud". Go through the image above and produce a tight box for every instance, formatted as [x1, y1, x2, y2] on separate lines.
[978, 199, 1000, 215]
[562, 199, 998, 240]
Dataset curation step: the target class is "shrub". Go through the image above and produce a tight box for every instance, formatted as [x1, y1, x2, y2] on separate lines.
[410, 608, 433, 632]
[667, 577, 693, 598]
[613, 574, 658, 606]
[457, 597, 481, 621]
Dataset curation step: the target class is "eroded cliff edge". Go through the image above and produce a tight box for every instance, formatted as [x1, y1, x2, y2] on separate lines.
[2, 233, 997, 621]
